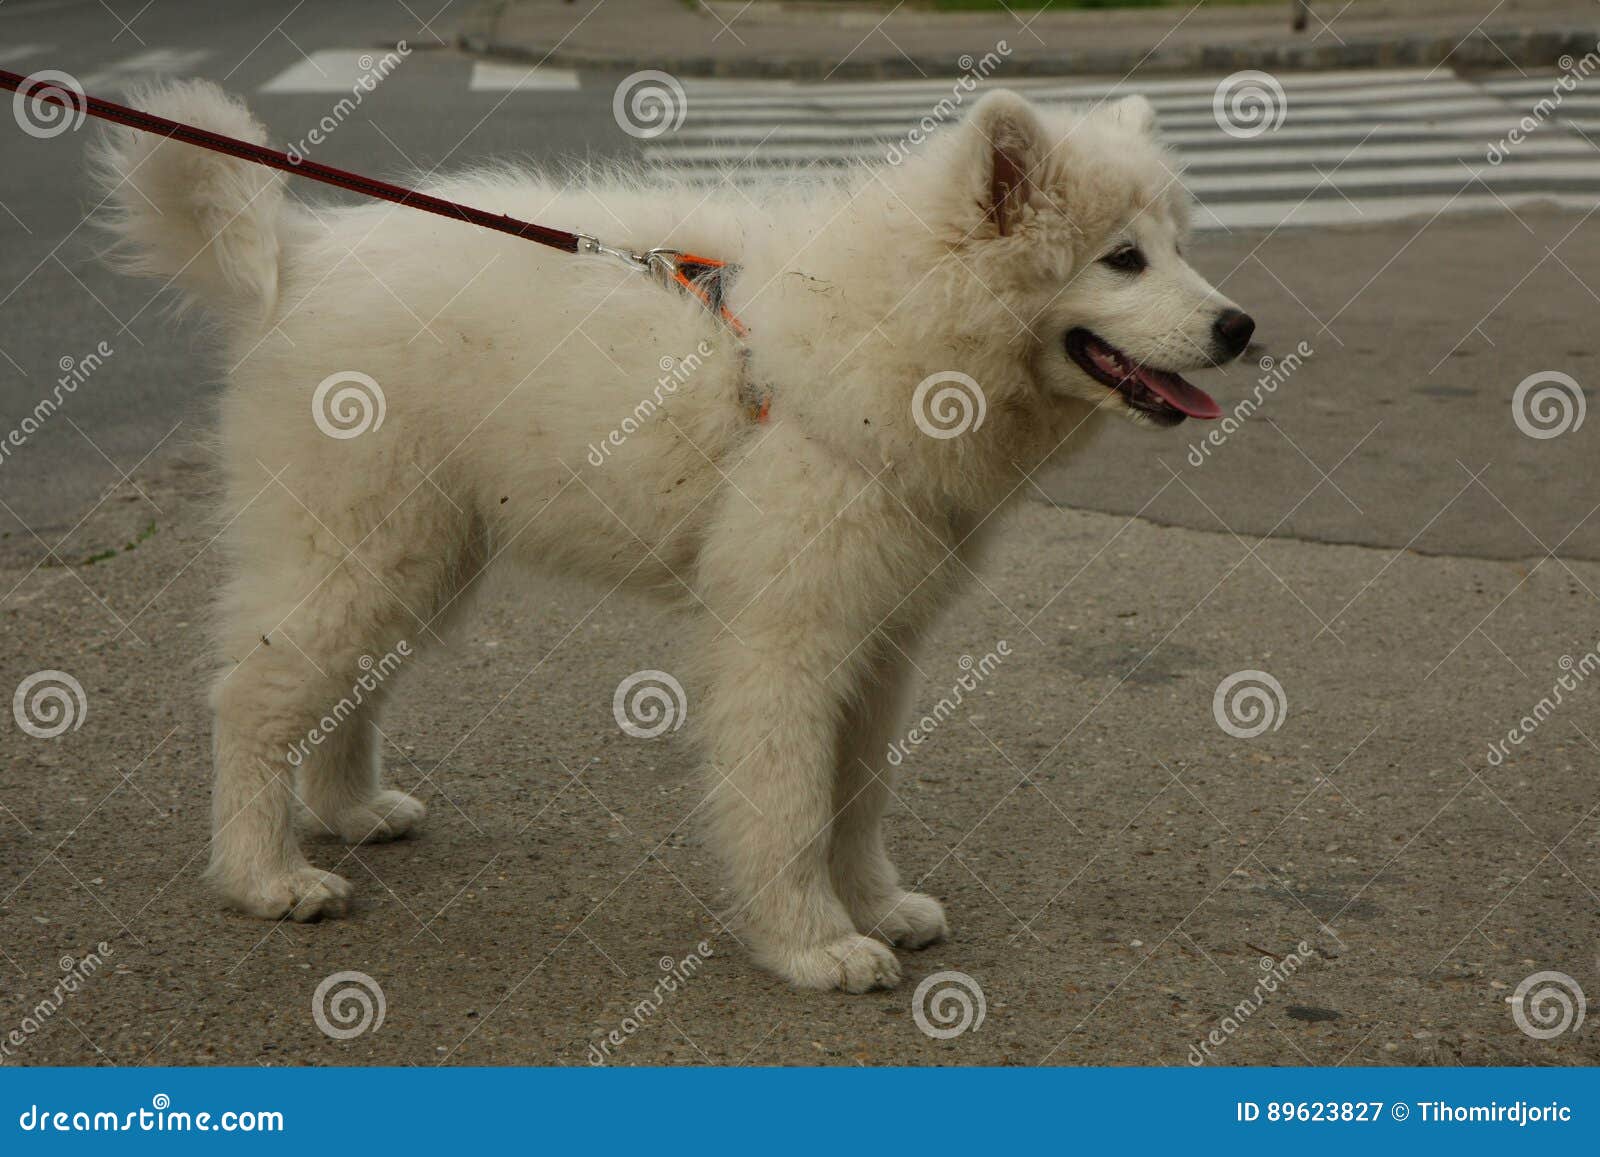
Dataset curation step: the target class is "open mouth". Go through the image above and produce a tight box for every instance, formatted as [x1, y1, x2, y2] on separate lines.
[1064, 328, 1222, 427]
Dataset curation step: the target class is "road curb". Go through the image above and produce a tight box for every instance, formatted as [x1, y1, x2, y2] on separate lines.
[458, 24, 1600, 80]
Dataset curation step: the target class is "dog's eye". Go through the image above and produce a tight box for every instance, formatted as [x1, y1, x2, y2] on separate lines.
[1099, 245, 1146, 274]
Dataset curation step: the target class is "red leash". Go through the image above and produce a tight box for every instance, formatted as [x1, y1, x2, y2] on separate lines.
[0, 67, 747, 335]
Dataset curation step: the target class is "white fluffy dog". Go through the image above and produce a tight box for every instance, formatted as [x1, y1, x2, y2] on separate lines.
[96, 81, 1252, 992]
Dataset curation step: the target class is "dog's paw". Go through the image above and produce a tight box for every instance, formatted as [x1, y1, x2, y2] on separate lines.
[775, 934, 902, 993]
[855, 890, 949, 950]
[221, 866, 353, 922]
[325, 790, 426, 844]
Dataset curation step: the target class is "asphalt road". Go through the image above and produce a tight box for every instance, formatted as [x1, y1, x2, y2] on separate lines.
[1, 0, 1599, 1069]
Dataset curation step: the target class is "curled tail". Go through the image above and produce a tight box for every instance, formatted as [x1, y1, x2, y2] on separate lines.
[91, 79, 285, 322]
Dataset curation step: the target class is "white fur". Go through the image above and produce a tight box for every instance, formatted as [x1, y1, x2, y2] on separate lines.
[94, 82, 1245, 991]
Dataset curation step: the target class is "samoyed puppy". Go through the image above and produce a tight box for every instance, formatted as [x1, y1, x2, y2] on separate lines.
[95, 81, 1253, 991]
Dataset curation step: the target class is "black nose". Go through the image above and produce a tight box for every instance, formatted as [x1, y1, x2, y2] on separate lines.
[1212, 309, 1255, 360]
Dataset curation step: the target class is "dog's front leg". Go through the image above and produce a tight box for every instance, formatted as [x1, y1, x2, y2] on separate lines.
[700, 626, 901, 992]
[831, 644, 948, 949]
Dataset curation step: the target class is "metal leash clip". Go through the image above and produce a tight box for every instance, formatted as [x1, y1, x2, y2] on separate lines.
[578, 235, 748, 339]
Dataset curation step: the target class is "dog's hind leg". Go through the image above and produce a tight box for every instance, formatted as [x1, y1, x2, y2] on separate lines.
[205, 487, 452, 920]
[830, 644, 948, 950]
[296, 516, 486, 844]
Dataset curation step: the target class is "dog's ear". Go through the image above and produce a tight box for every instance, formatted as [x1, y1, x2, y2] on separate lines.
[1106, 94, 1157, 136]
[966, 90, 1047, 238]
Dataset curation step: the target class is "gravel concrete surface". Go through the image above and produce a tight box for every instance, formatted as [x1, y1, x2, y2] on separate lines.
[3, 408, 1598, 1065]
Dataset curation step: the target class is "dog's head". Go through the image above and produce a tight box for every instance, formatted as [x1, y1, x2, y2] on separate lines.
[903, 89, 1253, 430]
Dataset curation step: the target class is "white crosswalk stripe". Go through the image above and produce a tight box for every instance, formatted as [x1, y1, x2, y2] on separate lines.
[645, 69, 1600, 230]
[260, 50, 395, 93]
[255, 51, 579, 94]
[79, 48, 211, 93]
[468, 61, 580, 92]
[0, 45, 54, 66]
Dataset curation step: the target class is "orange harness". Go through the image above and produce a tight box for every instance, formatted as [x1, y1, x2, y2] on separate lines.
[649, 251, 770, 424]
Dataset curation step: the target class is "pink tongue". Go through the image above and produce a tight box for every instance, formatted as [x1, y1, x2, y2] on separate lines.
[1136, 367, 1222, 420]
